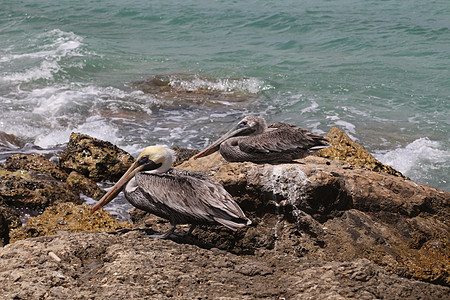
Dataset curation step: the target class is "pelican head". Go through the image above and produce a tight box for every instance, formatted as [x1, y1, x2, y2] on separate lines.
[195, 116, 267, 159]
[91, 146, 175, 212]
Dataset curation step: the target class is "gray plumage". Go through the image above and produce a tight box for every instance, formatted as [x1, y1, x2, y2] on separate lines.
[126, 168, 250, 230]
[91, 146, 251, 238]
[195, 116, 329, 163]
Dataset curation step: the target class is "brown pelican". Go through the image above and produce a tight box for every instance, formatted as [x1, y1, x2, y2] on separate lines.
[92, 146, 251, 238]
[195, 116, 329, 163]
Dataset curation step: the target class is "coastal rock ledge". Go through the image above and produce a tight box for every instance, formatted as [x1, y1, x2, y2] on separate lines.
[0, 231, 448, 299]
[0, 129, 449, 299]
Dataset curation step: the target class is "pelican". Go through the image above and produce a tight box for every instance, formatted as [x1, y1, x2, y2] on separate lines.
[195, 116, 329, 163]
[92, 146, 251, 238]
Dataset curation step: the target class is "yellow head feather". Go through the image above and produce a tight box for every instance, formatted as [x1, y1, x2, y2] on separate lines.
[138, 146, 175, 172]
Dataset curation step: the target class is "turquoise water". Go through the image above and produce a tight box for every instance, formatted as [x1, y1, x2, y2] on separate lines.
[1, 0, 449, 191]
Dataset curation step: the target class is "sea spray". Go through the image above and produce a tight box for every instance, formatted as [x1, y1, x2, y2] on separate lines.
[375, 138, 450, 190]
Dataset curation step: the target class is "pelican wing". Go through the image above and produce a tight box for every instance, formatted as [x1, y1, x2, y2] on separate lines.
[134, 169, 249, 229]
[238, 123, 327, 154]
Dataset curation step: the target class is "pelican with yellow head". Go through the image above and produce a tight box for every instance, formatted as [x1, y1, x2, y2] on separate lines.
[92, 146, 251, 238]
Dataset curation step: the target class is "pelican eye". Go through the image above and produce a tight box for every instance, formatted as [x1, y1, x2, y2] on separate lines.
[237, 121, 248, 128]
[137, 155, 150, 165]
[137, 155, 163, 171]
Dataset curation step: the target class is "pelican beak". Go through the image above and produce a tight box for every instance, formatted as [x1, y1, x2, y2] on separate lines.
[91, 160, 144, 212]
[194, 124, 247, 159]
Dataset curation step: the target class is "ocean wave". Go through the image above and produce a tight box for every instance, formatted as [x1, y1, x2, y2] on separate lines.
[375, 138, 450, 180]
[166, 75, 268, 94]
[34, 116, 121, 149]
[1, 29, 89, 83]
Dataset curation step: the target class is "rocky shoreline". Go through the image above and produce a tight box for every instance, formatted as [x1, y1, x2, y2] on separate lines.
[0, 128, 449, 299]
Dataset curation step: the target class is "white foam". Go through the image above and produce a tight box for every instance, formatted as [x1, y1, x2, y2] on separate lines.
[2, 60, 61, 82]
[375, 138, 450, 176]
[34, 116, 121, 148]
[334, 120, 356, 134]
[1, 29, 87, 83]
[325, 118, 358, 140]
[301, 99, 319, 114]
[168, 75, 268, 94]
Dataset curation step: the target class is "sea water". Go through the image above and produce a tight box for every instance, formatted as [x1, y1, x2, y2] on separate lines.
[1, 0, 449, 200]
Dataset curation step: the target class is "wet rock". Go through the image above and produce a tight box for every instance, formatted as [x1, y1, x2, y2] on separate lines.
[1, 132, 449, 296]
[9, 202, 132, 243]
[180, 151, 450, 285]
[171, 146, 199, 167]
[0, 168, 82, 209]
[0, 231, 448, 299]
[66, 171, 105, 200]
[0, 210, 8, 246]
[4, 153, 105, 201]
[319, 126, 404, 177]
[59, 133, 134, 182]
[0, 206, 21, 231]
[5, 153, 68, 181]
[0, 131, 24, 149]
[133, 73, 260, 107]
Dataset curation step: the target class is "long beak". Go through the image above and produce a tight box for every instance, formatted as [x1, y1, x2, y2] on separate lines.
[194, 125, 247, 159]
[91, 161, 143, 212]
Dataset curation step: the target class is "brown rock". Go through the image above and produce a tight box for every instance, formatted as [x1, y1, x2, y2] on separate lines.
[0, 168, 82, 209]
[0, 131, 23, 149]
[1, 132, 448, 297]
[179, 152, 450, 285]
[66, 171, 106, 200]
[9, 202, 132, 243]
[0, 206, 21, 231]
[5, 153, 69, 181]
[171, 146, 199, 167]
[0, 231, 448, 299]
[0, 210, 8, 246]
[59, 133, 134, 182]
[319, 126, 404, 177]
[133, 73, 259, 107]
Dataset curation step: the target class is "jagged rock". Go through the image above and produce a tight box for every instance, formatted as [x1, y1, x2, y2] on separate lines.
[5, 153, 69, 181]
[319, 126, 404, 177]
[179, 152, 450, 285]
[133, 73, 259, 107]
[0, 231, 448, 299]
[0, 206, 21, 246]
[0, 131, 23, 149]
[59, 133, 134, 182]
[4, 153, 105, 201]
[0, 168, 82, 209]
[9, 203, 132, 243]
[171, 146, 199, 166]
[3, 129, 448, 298]
[0, 206, 21, 232]
[66, 171, 105, 200]
[0, 210, 8, 246]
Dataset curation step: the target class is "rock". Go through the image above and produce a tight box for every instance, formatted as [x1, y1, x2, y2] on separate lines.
[132, 73, 259, 107]
[66, 171, 105, 200]
[9, 202, 132, 243]
[3, 130, 448, 296]
[4, 153, 105, 201]
[0, 231, 448, 299]
[171, 146, 199, 167]
[0, 206, 21, 232]
[0, 210, 8, 246]
[59, 133, 134, 182]
[129, 208, 176, 233]
[0, 131, 23, 149]
[319, 126, 404, 177]
[4, 154, 68, 181]
[0, 168, 82, 209]
[179, 151, 450, 285]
